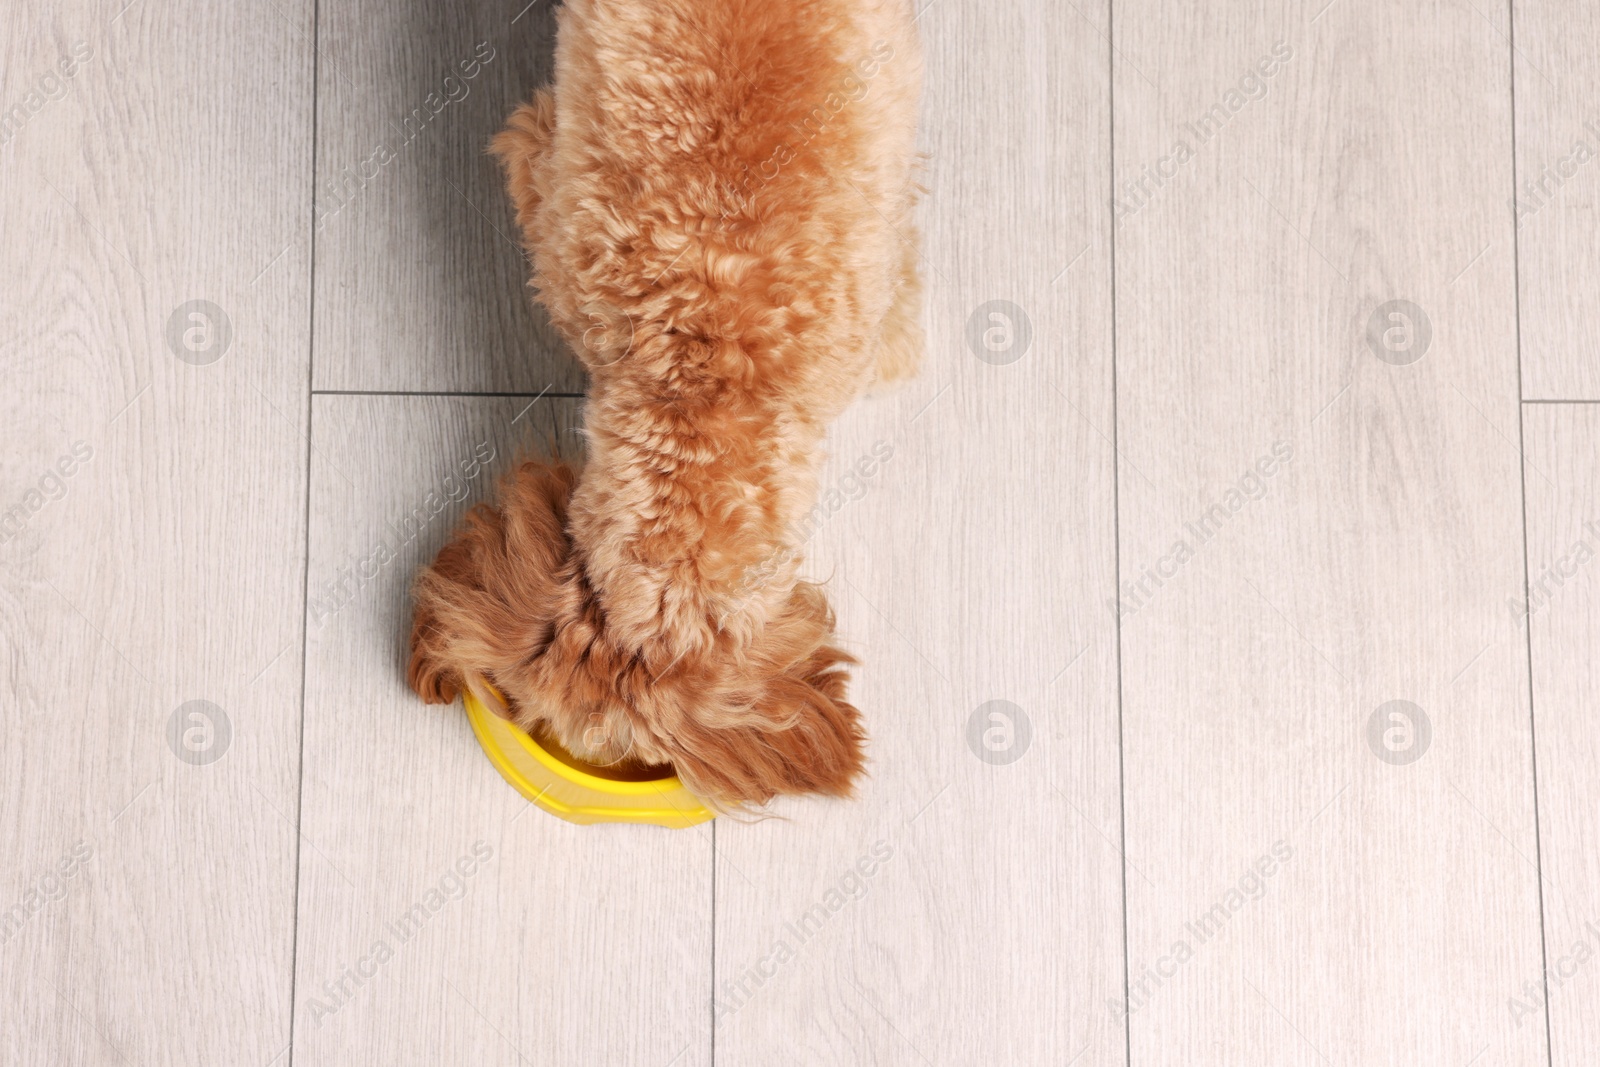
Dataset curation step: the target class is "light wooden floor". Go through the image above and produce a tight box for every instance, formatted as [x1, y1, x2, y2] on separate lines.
[3, 1, 1597, 1064]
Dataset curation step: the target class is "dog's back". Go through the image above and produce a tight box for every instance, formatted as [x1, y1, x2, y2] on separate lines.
[522, 0, 922, 399]
[412, 0, 925, 807]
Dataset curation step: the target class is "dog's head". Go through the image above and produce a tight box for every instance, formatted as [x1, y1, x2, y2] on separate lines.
[410, 459, 867, 810]
[530, 582, 869, 810]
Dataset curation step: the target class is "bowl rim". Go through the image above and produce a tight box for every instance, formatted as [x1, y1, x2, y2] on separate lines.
[462, 688, 692, 797]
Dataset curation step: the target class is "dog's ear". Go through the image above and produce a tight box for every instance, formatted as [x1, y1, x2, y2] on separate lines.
[408, 501, 503, 705]
[659, 592, 867, 807]
[408, 459, 579, 707]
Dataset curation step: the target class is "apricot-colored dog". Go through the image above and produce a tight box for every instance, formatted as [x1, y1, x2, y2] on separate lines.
[408, 0, 923, 808]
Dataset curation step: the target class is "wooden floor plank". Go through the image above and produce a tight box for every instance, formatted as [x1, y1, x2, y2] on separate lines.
[1112, 1, 1548, 1062]
[311, 0, 583, 393]
[713, 2, 1127, 1062]
[1523, 404, 1600, 1066]
[293, 395, 711, 1065]
[0, 2, 313, 1063]
[1513, 0, 1600, 400]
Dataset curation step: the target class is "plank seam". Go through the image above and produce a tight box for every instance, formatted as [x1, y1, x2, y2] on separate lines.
[1106, 0, 1134, 1063]
[1506, 0, 1558, 1060]
[286, 0, 322, 1061]
[311, 390, 587, 398]
[710, 819, 717, 1066]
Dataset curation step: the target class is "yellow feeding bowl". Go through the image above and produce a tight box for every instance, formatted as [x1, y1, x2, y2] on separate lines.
[463, 689, 713, 829]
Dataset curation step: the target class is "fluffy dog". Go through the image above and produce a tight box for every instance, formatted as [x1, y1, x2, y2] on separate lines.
[408, 0, 923, 808]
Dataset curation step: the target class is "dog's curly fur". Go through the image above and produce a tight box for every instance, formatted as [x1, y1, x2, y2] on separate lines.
[408, 0, 923, 808]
